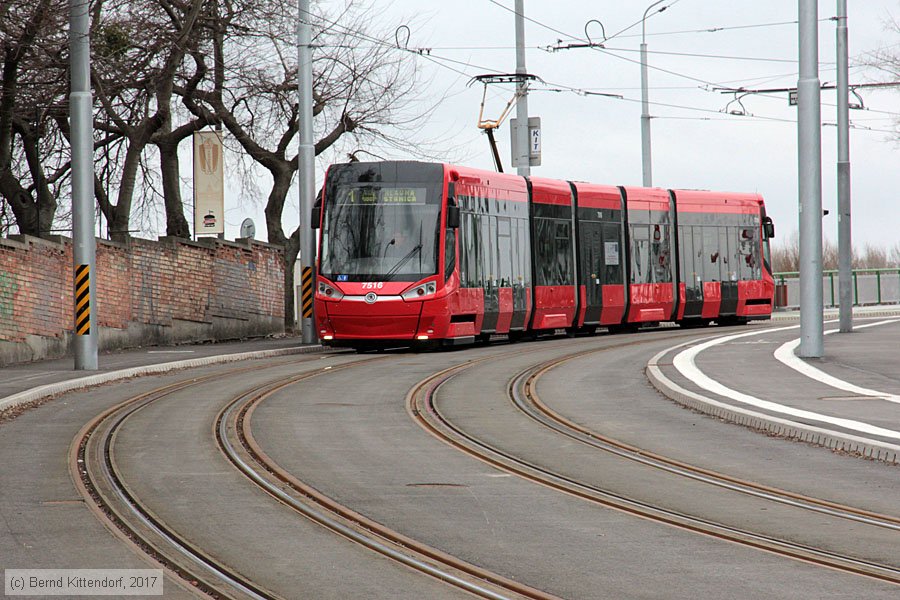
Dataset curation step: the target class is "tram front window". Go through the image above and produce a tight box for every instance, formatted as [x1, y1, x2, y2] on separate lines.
[320, 184, 441, 282]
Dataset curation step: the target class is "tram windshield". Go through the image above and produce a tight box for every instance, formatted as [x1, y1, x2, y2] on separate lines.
[320, 168, 443, 282]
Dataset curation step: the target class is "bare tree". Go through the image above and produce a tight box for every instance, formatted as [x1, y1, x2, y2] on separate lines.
[0, 0, 68, 238]
[860, 9, 900, 139]
[890, 241, 900, 266]
[769, 229, 900, 272]
[860, 243, 890, 269]
[771, 230, 801, 273]
[180, 0, 444, 328]
[90, 0, 204, 242]
[822, 237, 839, 271]
[2, 0, 453, 335]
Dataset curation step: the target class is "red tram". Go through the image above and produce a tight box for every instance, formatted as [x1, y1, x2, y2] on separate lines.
[312, 161, 775, 349]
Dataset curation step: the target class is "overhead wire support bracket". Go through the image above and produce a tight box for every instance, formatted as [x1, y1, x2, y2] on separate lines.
[713, 80, 900, 111]
[547, 19, 607, 52]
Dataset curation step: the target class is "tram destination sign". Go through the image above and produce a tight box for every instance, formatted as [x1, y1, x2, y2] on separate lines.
[338, 187, 426, 205]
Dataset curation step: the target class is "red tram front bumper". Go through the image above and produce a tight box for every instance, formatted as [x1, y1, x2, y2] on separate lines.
[319, 296, 423, 340]
[314, 280, 454, 345]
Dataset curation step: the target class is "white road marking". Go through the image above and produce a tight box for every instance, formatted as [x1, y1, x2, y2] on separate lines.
[773, 319, 900, 404]
[672, 321, 900, 440]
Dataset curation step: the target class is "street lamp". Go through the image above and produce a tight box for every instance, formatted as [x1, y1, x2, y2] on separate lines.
[640, 1, 668, 187]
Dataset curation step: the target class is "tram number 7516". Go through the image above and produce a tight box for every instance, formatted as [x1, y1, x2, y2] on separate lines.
[361, 282, 384, 290]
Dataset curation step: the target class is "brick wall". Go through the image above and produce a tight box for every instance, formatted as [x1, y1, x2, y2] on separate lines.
[0, 235, 284, 365]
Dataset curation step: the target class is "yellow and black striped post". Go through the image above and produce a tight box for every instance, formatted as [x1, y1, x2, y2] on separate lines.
[74, 264, 91, 336]
[300, 266, 314, 320]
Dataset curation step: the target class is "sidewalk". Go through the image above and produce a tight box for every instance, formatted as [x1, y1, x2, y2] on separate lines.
[0, 336, 323, 414]
[648, 308, 900, 464]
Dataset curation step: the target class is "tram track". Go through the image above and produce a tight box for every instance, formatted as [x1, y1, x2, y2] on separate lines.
[70, 353, 402, 599]
[72, 346, 563, 600]
[70, 359, 302, 599]
[408, 342, 900, 586]
[222, 348, 562, 600]
[70, 328, 900, 598]
[512, 354, 900, 532]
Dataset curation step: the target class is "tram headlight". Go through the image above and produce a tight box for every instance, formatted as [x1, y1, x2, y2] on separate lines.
[401, 281, 437, 301]
[317, 281, 344, 300]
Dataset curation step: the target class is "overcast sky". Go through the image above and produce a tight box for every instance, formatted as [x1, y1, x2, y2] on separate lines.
[221, 0, 900, 251]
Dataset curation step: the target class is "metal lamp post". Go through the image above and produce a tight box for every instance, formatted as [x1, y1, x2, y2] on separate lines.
[798, 0, 824, 357]
[70, 0, 97, 370]
[298, 0, 316, 343]
[836, 0, 852, 333]
[514, 0, 531, 177]
[640, 1, 667, 187]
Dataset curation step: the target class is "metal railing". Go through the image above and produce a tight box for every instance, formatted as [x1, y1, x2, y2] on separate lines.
[773, 268, 900, 308]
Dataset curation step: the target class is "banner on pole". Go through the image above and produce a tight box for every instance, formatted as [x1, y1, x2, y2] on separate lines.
[193, 131, 225, 236]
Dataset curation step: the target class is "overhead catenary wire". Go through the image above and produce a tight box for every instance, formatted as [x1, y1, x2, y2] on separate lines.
[308, 3, 900, 134]
[483, 0, 899, 116]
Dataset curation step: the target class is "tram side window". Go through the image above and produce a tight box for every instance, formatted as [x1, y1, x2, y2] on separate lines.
[729, 226, 742, 281]
[481, 215, 494, 289]
[444, 229, 456, 281]
[650, 224, 672, 283]
[630, 224, 651, 284]
[720, 227, 735, 282]
[458, 214, 467, 285]
[751, 228, 762, 280]
[497, 217, 512, 287]
[703, 226, 721, 282]
[738, 225, 760, 280]
[534, 218, 572, 286]
[518, 217, 530, 288]
[678, 225, 690, 288]
[534, 219, 554, 286]
[462, 212, 480, 288]
[554, 221, 573, 285]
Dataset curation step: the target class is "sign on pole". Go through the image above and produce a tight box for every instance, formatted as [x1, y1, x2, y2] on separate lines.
[510, 116, 541, 167]
[193, 131, 225, 236]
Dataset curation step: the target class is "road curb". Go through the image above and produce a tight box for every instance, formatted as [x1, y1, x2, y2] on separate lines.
[645, 347, 900, 465]
[771, 308, 900, 321]
[0, 344, 324, 415]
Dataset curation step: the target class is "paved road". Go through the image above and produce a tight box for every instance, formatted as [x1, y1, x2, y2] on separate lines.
[250, 333, 897, 598]
[651, 315, 900, 461]
[1, 316, 898, 598]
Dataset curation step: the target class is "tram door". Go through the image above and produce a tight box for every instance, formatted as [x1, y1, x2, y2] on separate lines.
[719, 226, 739, 315]
[578, 220, 604, 324]
[481, 215, 500, 332]
[679, 225, 705, 319]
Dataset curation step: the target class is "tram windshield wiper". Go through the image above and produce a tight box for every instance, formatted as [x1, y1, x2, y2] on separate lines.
[383, 244, 422, 280]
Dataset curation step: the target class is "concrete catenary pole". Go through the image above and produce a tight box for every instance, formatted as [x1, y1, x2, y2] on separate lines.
[70, 0, 97, 370]
[836, 0, 852, 333]
[640, 1, 665, 187]
[798, 0, 824, 357]
[514, 0, 530, 177]
[297, 0, 316, 344]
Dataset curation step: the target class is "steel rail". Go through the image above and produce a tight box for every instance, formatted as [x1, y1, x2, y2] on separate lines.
[408, 354, 900, 586]
[511, 354, 900, 531]
[221, 351, 563, 600]
[71, 357, 323, 600]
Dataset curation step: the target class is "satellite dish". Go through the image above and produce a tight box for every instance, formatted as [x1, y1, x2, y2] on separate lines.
[240, 218, 256, 240]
